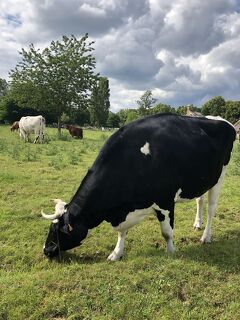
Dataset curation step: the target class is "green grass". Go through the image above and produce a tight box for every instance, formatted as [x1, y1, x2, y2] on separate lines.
[0, 125, 239, 320]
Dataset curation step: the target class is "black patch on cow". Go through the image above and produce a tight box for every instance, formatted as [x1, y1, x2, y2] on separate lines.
[154, 209, 165, 222]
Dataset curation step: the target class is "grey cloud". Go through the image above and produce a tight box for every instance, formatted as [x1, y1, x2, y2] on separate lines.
[155, 0, 239, 56]
[21, 0, 150, 41]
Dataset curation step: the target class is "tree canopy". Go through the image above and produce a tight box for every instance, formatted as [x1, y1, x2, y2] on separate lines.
[90, 77, 110, 127]
[10, 34, 98, 131]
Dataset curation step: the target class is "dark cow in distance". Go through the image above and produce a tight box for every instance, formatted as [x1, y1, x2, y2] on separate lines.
[66, 125, 83, 139]
[10, 121, 19, 132]
[42, 113, 236, 261]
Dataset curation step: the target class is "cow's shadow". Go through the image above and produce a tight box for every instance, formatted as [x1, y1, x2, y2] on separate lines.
[57, 251, 105, 264]
[177, 229, 240, 273]
[166, 228, 240, 273]
[52, 229, 240, 271]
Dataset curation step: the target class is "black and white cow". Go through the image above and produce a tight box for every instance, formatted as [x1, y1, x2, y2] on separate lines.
[42, 113, 236, 260]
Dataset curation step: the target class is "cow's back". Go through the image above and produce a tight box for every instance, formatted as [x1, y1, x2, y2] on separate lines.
[91, 113, 235, 203]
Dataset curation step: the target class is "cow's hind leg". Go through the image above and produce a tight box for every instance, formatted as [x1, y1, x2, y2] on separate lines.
[193, 195, 204, 230]
[201, 167, 226, 243]
[155, 204, 175, 254]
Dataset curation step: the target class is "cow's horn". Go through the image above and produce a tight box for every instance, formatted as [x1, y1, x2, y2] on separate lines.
[41, 210, 60, 220]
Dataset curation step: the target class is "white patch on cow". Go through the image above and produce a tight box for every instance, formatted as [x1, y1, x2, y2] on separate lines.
[140, 142, 150, 155]
[109, 207, 154, 261]
[52, 219, 59, 224]
[206, 115, 235, 129]
[114, 207, 153, 232]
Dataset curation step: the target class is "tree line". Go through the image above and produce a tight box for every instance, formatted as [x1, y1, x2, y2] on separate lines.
[0, 34, 239, 130]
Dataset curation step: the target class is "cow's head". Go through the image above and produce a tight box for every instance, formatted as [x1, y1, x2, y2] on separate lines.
[42, 199, 88, 258]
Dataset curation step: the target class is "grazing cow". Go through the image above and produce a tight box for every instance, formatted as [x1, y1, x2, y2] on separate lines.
[42, 113, 235, 260]
[19, 115, 45, 143]
[10, 121, 19, 132]
[66, 125, 83, 139]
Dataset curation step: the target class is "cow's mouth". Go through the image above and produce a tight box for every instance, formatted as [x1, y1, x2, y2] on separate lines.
[43, 244, 59, 258]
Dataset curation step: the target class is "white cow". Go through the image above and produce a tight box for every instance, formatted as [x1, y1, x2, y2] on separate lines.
[19, 115, 46, 143]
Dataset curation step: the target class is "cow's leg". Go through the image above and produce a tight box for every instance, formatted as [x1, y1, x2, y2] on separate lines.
[193, 195, 204, 230]
[19, 129, 25, 140]
[107, 230, 127, 261]
[108, 208, 152, 261]
[34, 133, 39, 143]
[201, 167, 226, 243]
[155, 204, 175, 254]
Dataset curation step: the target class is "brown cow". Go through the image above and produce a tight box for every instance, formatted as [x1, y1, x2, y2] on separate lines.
[10, 121, 19, 132]
[66, 125, 83, 139]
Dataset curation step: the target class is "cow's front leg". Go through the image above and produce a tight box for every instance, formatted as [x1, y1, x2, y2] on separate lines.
[107, 230, 127, 261]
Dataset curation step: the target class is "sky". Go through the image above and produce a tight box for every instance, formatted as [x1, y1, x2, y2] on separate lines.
[1, 0, 240, 112]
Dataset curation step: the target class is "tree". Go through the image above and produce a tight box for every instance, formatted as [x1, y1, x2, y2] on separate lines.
[0, 94, 38, 122]
[89, 77, 110, 127]
[0, 78, 8, 97]
[10, 34, 98, 132]
[107, 112, 120, 128]
[224, 100, 240, 124]
[137, 90, 157, 117]
[201, 96, 226, 116]
[150, 103, 173, 115]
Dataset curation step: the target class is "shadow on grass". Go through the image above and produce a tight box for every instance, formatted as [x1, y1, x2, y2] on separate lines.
[44, 229, 240, 271]
[175, 228, 240, 273]
[52, 251, 105, 265]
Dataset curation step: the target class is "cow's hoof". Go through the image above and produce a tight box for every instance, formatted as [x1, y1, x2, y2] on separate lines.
[193, 222, 202, 230]
[107, 252, 122, 261]
[193, 225, 202, 230]
[200, 235, 211, 243]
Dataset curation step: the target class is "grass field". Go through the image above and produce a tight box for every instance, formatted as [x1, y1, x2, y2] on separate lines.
[0, 125, 239, 320]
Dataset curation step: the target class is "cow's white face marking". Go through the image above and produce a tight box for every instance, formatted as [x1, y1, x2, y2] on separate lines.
[140, 142, 150, 155]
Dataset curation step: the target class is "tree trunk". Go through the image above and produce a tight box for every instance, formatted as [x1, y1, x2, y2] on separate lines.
[57, 116, 61, 135]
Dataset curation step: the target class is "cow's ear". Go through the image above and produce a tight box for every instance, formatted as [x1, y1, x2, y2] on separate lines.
[61, 224, 73, 234]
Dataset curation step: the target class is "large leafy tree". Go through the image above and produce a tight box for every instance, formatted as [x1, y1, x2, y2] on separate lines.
[201, 96, 226, 117]
[10, 34, 98, 132]
[90, 77, 110, 127]
[224, 100, 240, 124]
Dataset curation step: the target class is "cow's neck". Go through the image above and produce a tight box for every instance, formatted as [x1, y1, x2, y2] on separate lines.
[66, 169, 107, 229]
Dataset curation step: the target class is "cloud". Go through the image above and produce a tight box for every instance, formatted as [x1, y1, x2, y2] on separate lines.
[1, 0, 240, 110]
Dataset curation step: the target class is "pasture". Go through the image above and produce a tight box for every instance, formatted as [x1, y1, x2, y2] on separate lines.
[0, 124, 239, 320]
